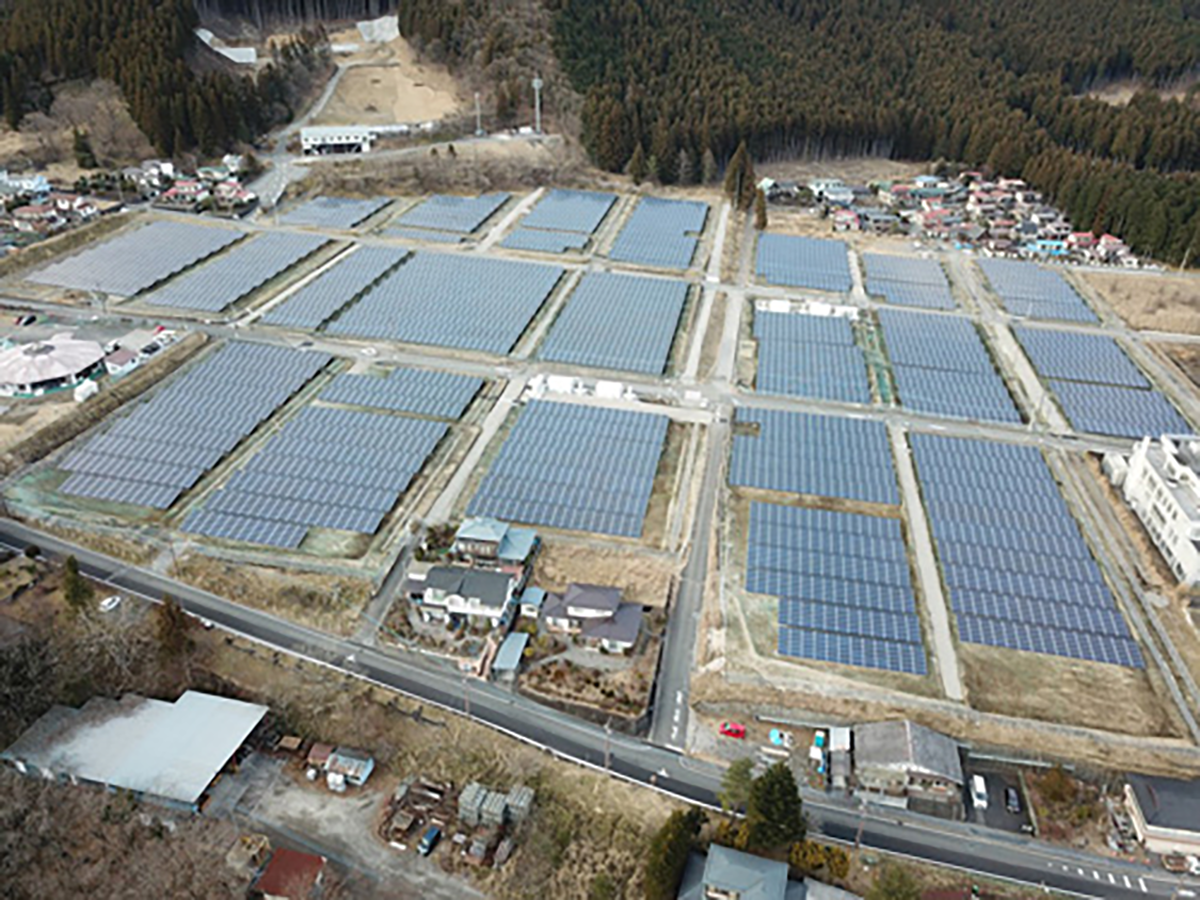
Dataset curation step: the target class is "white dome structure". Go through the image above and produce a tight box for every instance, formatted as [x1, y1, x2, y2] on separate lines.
[0, 332, 105, 397]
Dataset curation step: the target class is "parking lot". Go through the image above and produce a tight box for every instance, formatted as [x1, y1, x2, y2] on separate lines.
[963, 760, 1034, 833]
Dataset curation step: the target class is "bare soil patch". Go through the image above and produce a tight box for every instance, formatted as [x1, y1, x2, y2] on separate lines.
[958, 642, 1183, 738]
[1160, 342, 1200, 388]
[170, 554, 372, 636]
[1079, 270, 1200, 334]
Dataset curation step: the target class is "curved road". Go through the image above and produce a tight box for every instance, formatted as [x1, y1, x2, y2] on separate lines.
[1, 516, 1194, 899]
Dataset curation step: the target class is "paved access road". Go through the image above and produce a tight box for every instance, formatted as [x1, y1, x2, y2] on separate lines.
[4, 510, 1197, 898]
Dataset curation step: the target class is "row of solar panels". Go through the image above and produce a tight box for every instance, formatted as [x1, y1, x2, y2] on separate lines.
[753, 311, 870, 404]
[977, 258, 1097, 323]
[609, 197, 708, 269]
[756, 234, 852, 292]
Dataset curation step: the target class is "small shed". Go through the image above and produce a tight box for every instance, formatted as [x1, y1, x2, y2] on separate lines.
[327, 747, 375, 787]
[306, 743, 333, 769]
[481, 789, 508, 827]
[506, 784, 535, 823]
[519, 587, 546, 619]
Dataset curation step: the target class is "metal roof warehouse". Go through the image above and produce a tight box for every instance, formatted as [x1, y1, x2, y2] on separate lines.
[0, 690, 267, 811]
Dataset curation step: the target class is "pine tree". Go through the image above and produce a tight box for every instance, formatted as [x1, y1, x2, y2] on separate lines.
[745, 762, 805, 850]
[643, 808, 705, 900]
[723, 141, 748, 200]
[627, 143, 649, 185]
[678, 147, 696, 186]
[62, 555, 93, 615]
[754, 187, 768, 230]
[72, 129, 98, 169]
[718, 757, 755, 812]
[701, 147, 719, 185]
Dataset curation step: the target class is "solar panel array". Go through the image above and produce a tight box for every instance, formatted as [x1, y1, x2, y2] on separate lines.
[28, 220, 243, 296]
[880, 309, 1021, 423]
[1047, 380, 1190, 438]
[321, 366, 482, 419]
[279, 196, 391, 229]
[977, 258, 1097, 322]
[755, 234, 852, 292]
[260, 246, 409, 329]
[501, 229, 590, 254]
[746, 503, 927, 675]
[468, 401, 667, 537]
[142, 232, 329, 312]
[754, 310, 870, 404]
[1011, 326, 1189, 437]
[326, 254, 563, 354]
[519, 189, 617, 233]
[863, 254, 955, 310]
[539, 272, 689, 374]
[182, 405, 447, 548]
[393, 193, 511, 234]
[58, 343, 329, 509]
[609, 197, 708, 269]
[730, 408, 898, 505]
[910, 433, 1143, 667]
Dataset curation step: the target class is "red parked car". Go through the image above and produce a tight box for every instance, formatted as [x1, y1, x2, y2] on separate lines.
[719, 721, 746, 739]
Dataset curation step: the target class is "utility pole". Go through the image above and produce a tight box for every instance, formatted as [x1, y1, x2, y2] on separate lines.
[532, 76, 544, 135]
[474, 92, 485, 137]
[462, 674, 471, 717]
[603, 719, 612, 771]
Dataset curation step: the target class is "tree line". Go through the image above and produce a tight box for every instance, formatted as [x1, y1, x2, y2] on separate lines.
[0, 0, 330, 158]
[403, 0, 1200, 264]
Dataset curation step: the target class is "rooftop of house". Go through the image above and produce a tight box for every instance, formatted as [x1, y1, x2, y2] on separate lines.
[580, 602, 643, 645]
[520, 587, 547, 610]
[563, 583, 622, 614]
[854, 719, 963, 785]
[424, 566, 513, 606]
[1127, 773, 1200, 833]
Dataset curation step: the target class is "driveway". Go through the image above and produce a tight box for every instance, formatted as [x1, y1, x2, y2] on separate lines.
[962, 761, 1034, 834]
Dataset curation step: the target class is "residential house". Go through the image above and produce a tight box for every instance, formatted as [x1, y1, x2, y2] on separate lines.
[519, 587, 546, 619]
[103, 347, 140, 377]
[454, 517, 539, 567]
[255, 848, 326, 900]
[1124, 773, 1200, 856]
[156, 179, 209, 210]
[853, 719, 964, 818]
[0, 170, 51, 203]
[831, 208, 859, 232]
[49, 193, 98, 222]
[542, 583, 643, 653]
[10, 204, 62, 234]
[858, 209, 900, 235]
[418, 566, 515, 627]
[677, 844, 861, 900]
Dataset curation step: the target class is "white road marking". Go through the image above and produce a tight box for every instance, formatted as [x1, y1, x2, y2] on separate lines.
[1107, 873, 1115, 884]
[1076, 869, 1084, 876]
[675, 691, 683, 704]
[1123, 875, 1131, 889]
[673, 709, 681, 723]
[1092, 871, 1099, 880]
[1138, 878, 1147, 893]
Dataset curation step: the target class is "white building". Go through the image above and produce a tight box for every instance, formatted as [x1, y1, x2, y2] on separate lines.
[300, 126, 375, 156]
[1123, 434, 1200, 585]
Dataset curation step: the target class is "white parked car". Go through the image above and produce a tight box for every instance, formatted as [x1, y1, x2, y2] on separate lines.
[98, 595, 122, 613]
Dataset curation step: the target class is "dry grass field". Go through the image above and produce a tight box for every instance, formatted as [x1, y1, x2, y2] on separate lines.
[533, 540, 677, 607]
[1079, 270, 1200, 333]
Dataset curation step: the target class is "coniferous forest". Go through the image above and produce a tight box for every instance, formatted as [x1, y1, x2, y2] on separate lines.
[401, 0, 1200, 265]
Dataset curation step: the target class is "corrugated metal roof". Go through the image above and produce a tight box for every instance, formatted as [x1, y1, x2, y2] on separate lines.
[493, 632, 529, 672]
[0, 691, 267, 806]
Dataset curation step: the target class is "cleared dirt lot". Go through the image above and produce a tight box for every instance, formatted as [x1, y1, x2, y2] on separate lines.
[1079, 269, 1200, 334]
[312, 33, 462, 127]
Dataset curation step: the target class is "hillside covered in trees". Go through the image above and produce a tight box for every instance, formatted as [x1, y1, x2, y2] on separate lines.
[0, 0, 330, 157]
[402, 0, 1200, 264]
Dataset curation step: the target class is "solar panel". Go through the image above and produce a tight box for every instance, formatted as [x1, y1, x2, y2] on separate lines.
[378, 227, 466, 244]
[501, 229, 591, 254]
[879, 309, 1021, 423]
[539, 272, 689, 374]
[142, 232, 329, 312]
[1047, 379, 1190, 438]
[746, 501, 926, 675]
[261, 246, 409, 329]
[977, 258, 1097, 322]
[863, 253, 955, 310]
[28, 220, 244, 297]
[730, 408, 898, 504]
[278, 196, 391, 229]
[321, 366, 482, 419]
[393, 193, 511, 234]
[753, 310, 869, 403]
[326, 254, 564, 354]
[909, 432, 1143, 668]
[519, 189, 617, 234]
[755, 234, 852, 292]
[468, 401, 668, 538]
[609, 197, 708, 269]
[182, 405, 447, 546]
[59, 343, 331, 509]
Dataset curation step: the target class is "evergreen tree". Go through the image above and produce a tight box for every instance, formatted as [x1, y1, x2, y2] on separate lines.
[678, 147, 696, 186]
[745, 762, 805, 850]
[701, 147, 719, 185]
[155, 596, 195, 666]
[62, 555, 93, 615]
[754, 187, 768, 230]
[627, 143, 649, 185]
[718, 757, 755, 812]
[72, 128, 97, 169]
[723, 141, 749, 201]
[643, 807, 705, 900]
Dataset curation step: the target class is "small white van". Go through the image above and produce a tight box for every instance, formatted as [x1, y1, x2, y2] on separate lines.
[971, 774, 989, 809]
